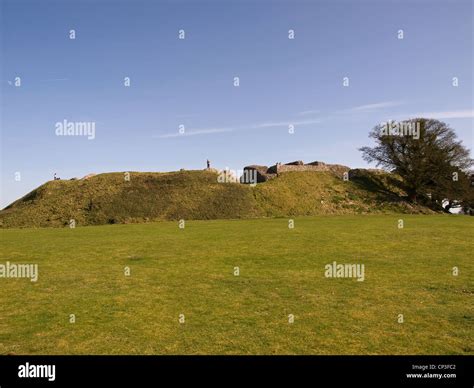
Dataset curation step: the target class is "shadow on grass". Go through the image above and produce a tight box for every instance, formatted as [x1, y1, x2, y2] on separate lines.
[350, 173, 405, 203]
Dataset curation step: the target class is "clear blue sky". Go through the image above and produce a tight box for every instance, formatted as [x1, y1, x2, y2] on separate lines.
[1, 0, 473, 208]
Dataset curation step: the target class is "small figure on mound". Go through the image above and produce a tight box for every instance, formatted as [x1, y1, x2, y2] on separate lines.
[53, 173, 60, 180]
[206, 159, 211, 169]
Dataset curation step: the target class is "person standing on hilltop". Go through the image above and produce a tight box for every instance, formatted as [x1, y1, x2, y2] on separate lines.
[207, 159, 210, 169]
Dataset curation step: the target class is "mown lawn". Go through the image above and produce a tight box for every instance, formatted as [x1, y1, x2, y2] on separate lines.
[0, 215, 472, 355]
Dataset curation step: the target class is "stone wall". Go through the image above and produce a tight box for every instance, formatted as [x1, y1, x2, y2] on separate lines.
[266, 161, 331, 174]
[242, 165, 276, 183]
[242, 160, 350, 184]
[276, 163, 330, 173]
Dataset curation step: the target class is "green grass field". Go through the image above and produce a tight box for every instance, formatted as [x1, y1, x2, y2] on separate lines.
[0, 215, 472, 355]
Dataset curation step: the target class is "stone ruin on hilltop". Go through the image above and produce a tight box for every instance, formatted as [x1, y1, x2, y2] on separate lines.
[241, 160, 350, 183]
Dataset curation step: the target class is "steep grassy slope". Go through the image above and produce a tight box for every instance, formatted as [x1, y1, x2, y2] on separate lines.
[0, 169, 435, 228]
[254, 169, 418, 216]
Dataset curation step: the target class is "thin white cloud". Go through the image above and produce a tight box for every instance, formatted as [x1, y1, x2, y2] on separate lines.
[154, 127, 232, 138]
[255, 118, 321, 128]
[298, 109, 320, 116]
[154, 106, 472, 139]
[155, 118, 321, 138]
[405, 109, 474, 119]
[350, 101, 403, 112]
